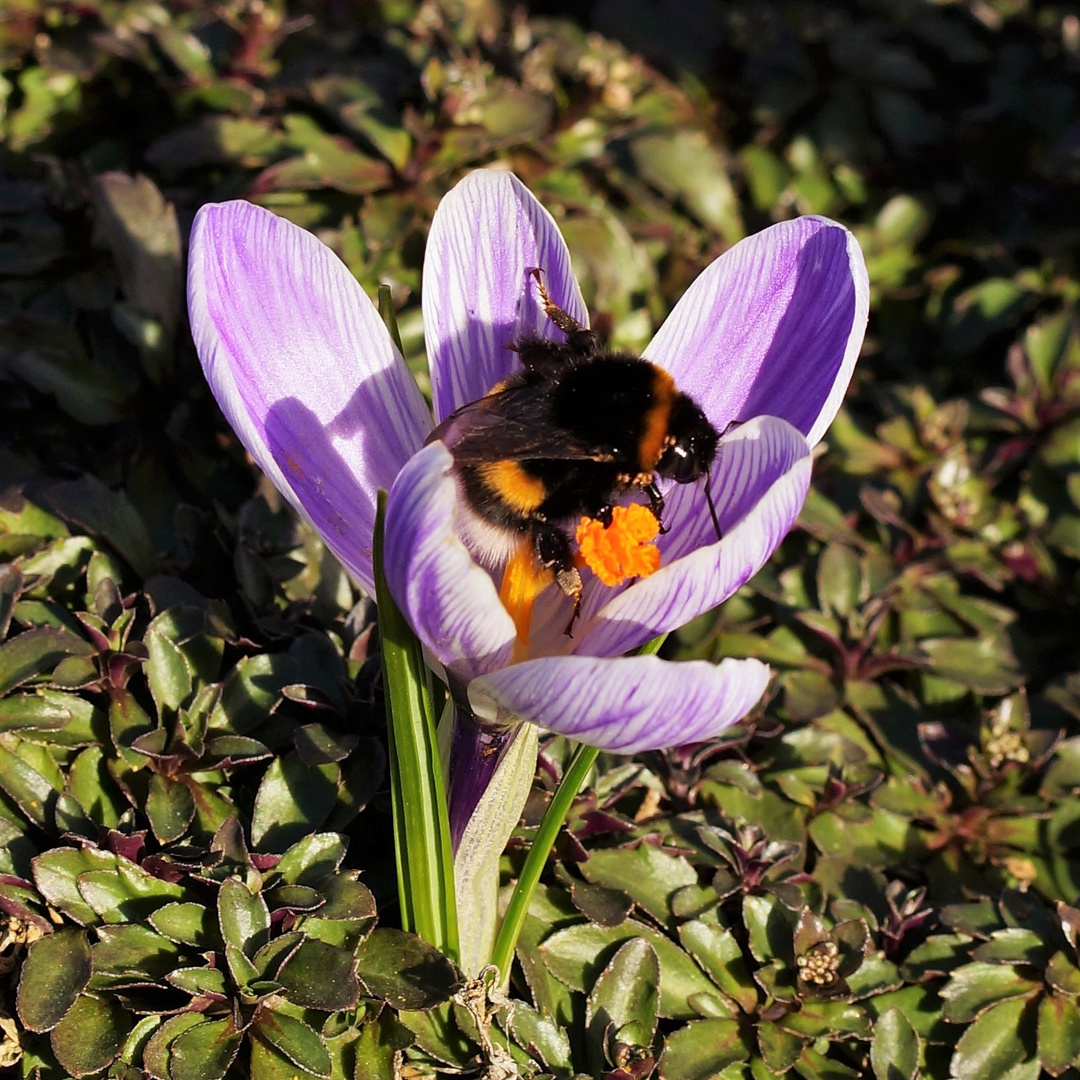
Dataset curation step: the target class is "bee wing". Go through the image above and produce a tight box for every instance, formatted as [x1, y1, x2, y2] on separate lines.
[427, 384, 616, 464]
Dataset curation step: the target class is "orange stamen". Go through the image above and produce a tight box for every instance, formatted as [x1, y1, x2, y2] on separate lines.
[498, 542, 551, 663]
[575, 504, 661, 587]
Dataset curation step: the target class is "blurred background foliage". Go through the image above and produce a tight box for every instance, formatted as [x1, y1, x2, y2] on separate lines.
[1, 0, 1080, 1077]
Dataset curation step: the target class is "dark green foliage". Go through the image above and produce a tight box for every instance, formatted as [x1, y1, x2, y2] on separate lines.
[3, 0, 1080, 1076]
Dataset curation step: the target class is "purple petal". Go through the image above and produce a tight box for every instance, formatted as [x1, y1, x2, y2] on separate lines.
[446, 711, 515, 851]
[469, 655, 770, 754]
[571, 416, 812, 658]
[189, 201, 432, 594]
[445, 714, 536, 855]
[383, 442, 516, 681]
[644, 216, 869, 447]
[659, 415, 811, 560]
[423, 170, 588, 422]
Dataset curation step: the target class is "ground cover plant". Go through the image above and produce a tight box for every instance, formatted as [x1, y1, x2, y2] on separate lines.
[2, 1, 1080, 1078]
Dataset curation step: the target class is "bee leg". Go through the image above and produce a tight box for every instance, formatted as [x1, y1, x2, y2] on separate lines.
[533, 524, 583, 637]
[528, 267, 581, 333]
[644, 482, 669, 534]
[528, 268, 597, 355]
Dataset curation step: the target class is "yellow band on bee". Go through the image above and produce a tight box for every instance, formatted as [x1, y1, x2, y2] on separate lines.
[637, 368, 677, 471]
[479, 459, 547, 513]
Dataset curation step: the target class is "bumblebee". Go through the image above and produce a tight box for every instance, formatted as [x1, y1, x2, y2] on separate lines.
[429, 270, 722, 629]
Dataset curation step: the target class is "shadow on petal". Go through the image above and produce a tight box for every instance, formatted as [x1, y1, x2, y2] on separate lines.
[383, 442, 518, 682]
[424, 170, 588, 421]
[648, 219, 865, 446]
[470, 654, 771, 754]
[742, 222, 866, 445]
[263, 371, 423, 591]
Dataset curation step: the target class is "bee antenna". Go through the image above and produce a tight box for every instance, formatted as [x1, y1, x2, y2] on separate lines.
[704, 471, 722, 542]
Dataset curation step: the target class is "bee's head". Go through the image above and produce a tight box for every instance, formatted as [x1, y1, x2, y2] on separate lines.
[656, 394, 720, 485]
[656, 393, 724, 541]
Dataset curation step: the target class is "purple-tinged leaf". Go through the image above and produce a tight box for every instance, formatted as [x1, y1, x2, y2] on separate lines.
[149, 902, 219, 949]
[146, 774, 196, 844]
[16, 929, 90, 1032]
[252, 1006, 332, 1078]
[217, 876, 270, 958]
[277, 937, 361, 1010]
[45, 475, 156, 579]
[50, 993, 130, 1077]
[250, 752, 339, 852]
[354, 928, 461, 1011]
[659, 1018, 748, 1080]
[539, 919, 715, 1020]
[0, 627, 95, 696]
[142, 1013, 207, 1080]
[168, 1016, 242, 1080]
[585, 937, 660, 1074]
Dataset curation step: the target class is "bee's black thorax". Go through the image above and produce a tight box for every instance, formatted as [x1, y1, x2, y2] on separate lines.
[550, 355, 674, 475]
[457, 353, 683, 534]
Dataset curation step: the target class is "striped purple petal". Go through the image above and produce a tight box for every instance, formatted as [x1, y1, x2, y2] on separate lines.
[658, 415, 812, 560]
[468, 654, 771, 754]
[188, 201, 431, 595]
[570, 416, 812, 659]
[423, 170, 588, 422]
[644, 216, 869, 447]
[383, 442, 517, 681]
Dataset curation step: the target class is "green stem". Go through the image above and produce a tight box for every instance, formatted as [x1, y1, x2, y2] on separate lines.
[374, 491, 459, 962]
[378, 284, 404, 355]
[489, 632, 668, 983]
[490, 741, 598, 984]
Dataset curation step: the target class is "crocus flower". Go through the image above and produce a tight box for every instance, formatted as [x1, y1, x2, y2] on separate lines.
[188, 170, 869, 854]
